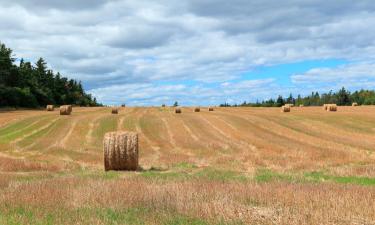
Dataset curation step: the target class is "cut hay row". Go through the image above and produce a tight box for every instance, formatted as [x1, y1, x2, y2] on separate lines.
[103, 131, 138, 171]
[60, 105, 72, 115]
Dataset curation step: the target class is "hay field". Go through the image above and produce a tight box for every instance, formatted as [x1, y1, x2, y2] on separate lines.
[0, 106, 375, 224]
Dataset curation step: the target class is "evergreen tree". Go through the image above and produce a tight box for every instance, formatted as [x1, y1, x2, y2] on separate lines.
[0, 42, 100, 108]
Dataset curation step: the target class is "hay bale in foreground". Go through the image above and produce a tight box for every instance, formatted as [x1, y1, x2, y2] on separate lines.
[175, 108, 182, 114]
[194, 107, 200, 112]
[352, 102, 358, 107]
[208, 107, 214, 111]
[281, 105, 291, 112]
[111, 107, 119, 114]
[60, 105, 72, 115]
[46, 105, 54, 111]
[103, 131, 138, 171]
[327, 104, 337, 112]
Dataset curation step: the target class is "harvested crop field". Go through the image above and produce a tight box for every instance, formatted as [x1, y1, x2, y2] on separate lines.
[0, 106, 375, 224]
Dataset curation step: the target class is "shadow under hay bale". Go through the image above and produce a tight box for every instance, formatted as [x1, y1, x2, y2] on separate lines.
[60, 105, 72, 115]
[46, 105, 54, 111]
[103, 131, 138, 171]
[281, 105, 290, 112]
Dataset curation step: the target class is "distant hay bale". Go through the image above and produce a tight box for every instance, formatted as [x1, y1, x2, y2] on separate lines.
[175, 108, 182, 114]
[281, 105, 291, 112]
[323, 104, 328, 110]
[194, 107, 200, 112]
[59, 105, 72, 115]
[46, 105, 54, 111]
[208, 107, 214, 111]
[111, 107, 119, 114]
[103, 131, 138, 171]
[285, 103, 294, 108]
[327, 104, 337, 112]
[162, 104, 166, 107]
[352, 102, 358, 107]
[299, 104, 304, 107]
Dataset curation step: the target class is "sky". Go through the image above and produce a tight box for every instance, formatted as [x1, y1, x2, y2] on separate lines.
[1, 0, 375, 106]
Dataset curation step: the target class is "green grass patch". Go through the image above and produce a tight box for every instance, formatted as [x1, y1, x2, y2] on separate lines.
[17, 118, 62, 148]
[0, 116, 54, 143]
[304, 171, 375, 186]
[254, 169, 293, 182]
[0, 206, 214, 225]
[173, 162, 197, 169]
[195, 168, 248, 182]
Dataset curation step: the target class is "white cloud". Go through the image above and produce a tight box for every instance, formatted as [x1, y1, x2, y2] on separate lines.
[1, 0, 375, 105]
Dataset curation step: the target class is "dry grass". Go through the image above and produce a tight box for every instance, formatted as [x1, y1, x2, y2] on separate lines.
[1, 106, 375, 224]
[0, 177, 374, 224]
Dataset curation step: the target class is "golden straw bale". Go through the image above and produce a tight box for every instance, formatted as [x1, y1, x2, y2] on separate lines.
[281, 105, 291, 112]
[46, 105, 54, 111]
[327, 104, 337, 112]
[103, 131, 138, 171]
[111, 108, 119, 114]
[59, 105, 72, 115]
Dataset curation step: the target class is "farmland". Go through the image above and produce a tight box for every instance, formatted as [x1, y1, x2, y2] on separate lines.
[0, 106, 375, 224]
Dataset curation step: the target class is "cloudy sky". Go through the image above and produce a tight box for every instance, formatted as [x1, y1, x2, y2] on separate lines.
[1, 0, 375, 106]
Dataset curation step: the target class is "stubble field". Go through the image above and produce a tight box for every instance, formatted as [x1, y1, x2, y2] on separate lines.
[0, 106, 375, 224]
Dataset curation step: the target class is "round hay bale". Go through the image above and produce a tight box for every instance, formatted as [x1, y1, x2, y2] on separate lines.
[162, 104, 166, 107]
[327, 104, 337, 112]
[208, 107, 214, 111]
[352, 102, 358, 107]
[194, 107, 200, 112]
[111, 107, 119, 114]
[281, 105, 290, 112]
[103, 131, 138, 171]
[299, 104, 304, 107]
[175, 108, 182, 114]
[323, 104, 328, 110]
[46, 105, 54, 111]
[60, 105, 72, 115]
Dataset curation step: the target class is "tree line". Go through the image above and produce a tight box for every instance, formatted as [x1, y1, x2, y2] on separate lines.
[220, 87, 375, 107]
[0, 43, 100, 108]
